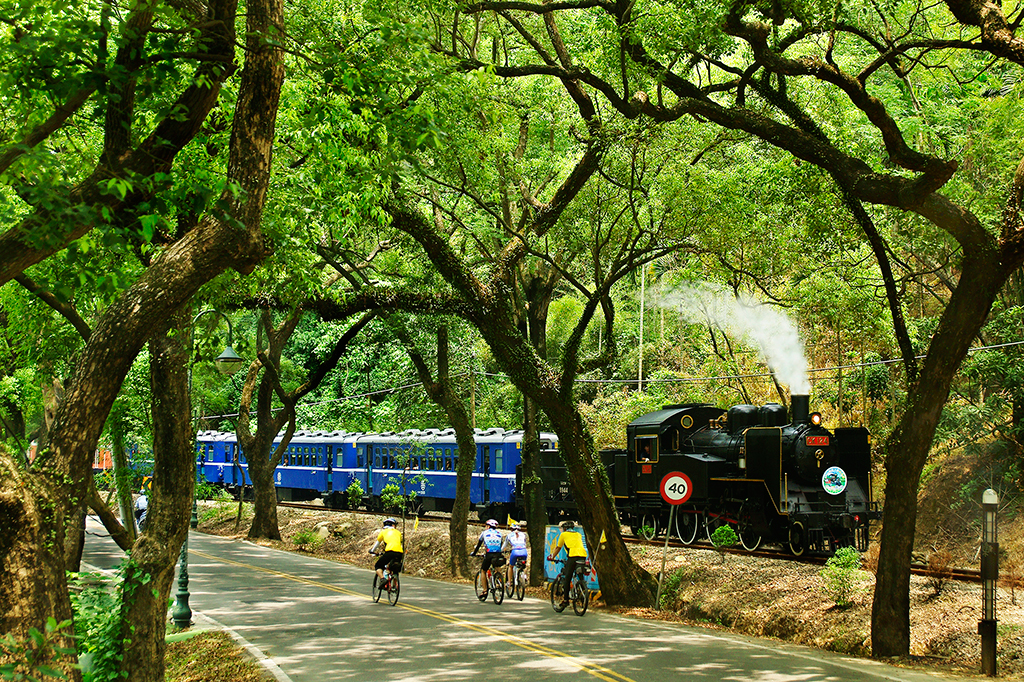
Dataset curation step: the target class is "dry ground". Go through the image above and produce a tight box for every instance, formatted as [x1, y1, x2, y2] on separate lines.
[197, 500, 1024, 680]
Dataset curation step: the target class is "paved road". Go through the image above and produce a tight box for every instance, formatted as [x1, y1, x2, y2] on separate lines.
[82, 518, 977, 682]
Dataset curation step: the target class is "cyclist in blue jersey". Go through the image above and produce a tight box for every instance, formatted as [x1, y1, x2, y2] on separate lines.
[502, 522, 528, 587]
[470, 519, 505, 599]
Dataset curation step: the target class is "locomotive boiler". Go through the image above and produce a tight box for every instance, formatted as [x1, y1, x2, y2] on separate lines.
[537, 395, 877, 555]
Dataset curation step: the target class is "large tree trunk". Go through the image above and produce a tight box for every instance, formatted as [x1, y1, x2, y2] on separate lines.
[247, 453, 283, 541]
[543, 401, 656, 605]
[118, 311, 194, 682]
[0, 453, 77, 678]
[521, 398, 546, 586]
[523, 268, 556, 586]
[872, 251, 1012, 656]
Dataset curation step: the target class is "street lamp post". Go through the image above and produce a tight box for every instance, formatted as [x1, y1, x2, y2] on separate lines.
[171, 310, 245, 629]
[980, 488, 999, 676]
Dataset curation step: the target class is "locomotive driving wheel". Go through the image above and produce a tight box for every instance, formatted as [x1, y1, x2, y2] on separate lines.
[632, 513, 659, 541]
[788, 521, 806, 556]
[736, 503, 762, 552]
[674, 509, 699, 545]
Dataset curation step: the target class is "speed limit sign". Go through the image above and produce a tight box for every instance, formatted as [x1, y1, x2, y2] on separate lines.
[660, 472, 692, 505]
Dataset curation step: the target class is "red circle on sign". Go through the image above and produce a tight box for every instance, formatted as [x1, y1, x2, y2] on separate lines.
[660, 472, 692, 505]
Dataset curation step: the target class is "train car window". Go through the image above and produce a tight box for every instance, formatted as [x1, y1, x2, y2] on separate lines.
[635, 437, 659, 462]
[453, 447, 459, 470]
[494, 448, 502, 473]
[374, 448, 381, 468]
[357, 446, 365, 467]
[482, 445, 489, 472]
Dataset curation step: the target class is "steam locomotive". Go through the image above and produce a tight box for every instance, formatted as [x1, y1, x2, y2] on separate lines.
[534, 395, 877, 555]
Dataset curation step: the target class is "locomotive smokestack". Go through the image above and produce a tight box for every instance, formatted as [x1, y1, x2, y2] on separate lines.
[791, 395, 810, 424]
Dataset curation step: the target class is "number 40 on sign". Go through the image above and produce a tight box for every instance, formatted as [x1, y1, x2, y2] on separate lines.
[660, 472, 692, 505]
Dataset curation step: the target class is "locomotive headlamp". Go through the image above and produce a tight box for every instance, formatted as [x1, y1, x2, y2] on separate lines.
[810, 412, 822, 426]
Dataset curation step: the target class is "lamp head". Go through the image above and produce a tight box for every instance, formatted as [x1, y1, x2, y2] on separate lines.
[214, 346, 245, 375]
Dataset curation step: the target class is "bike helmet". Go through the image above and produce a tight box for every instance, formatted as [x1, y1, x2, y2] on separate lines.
[485, 519, 498, 528]
[510, 523, 520, 530]
[383, 518, 397, 527]
[560, 519, 575, 530]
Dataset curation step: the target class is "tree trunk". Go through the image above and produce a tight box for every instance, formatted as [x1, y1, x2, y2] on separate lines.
[0, 453, 77, 679]
[521, 398, 546, 586]
[110, 402, 138, 543]
[871, 252, 1011, 656]
[544, 401, 656, 606]
[247, 455, 282, 541]
[398, 323, 476, 578]
[523, 269, 555, 586]
[118, 310, 194, 682]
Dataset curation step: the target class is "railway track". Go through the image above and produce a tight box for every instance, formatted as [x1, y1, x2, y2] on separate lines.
[273, 501, 981, 583]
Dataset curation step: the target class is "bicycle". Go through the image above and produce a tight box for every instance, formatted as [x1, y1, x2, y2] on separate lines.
[371, 556, 402, 606]
[549, 558, 590, 616]
[472, 554, 505, 605]
[508, 557, 527, 601]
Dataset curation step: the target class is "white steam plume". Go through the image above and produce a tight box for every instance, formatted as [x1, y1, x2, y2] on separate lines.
[657, 282, 811, 394]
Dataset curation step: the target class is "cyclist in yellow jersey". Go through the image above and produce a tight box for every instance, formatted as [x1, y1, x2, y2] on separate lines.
[547, 519, 588, 608]
[369, 518, 404, 581]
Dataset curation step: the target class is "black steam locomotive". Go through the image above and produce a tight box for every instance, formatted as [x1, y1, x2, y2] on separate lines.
[533, 395, 878, 555]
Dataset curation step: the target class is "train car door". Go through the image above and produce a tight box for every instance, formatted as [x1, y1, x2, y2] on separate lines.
[482, 445, 491, 504]
[634, 435, 659, 494]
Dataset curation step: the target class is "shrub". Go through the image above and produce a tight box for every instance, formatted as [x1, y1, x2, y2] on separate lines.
[292, 529, 323, 552]
[820, 546, 863, 607]
[195, 482, 230, 501]
[70, 574, 124, 682]
[710, 524, 738, 562]
[345, 479, 364, 509]
[927, 548, 954, 596]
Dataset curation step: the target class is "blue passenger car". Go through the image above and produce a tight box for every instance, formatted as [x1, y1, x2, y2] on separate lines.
[195, 425, 559, 519]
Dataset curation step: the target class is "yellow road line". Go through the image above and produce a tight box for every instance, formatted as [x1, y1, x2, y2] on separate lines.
[192, 550, 635, 682]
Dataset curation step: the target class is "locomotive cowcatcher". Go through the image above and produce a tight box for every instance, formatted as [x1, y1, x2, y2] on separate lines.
[535, 395, 878, 555]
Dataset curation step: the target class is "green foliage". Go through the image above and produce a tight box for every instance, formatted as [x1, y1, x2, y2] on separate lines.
[291, 529, 324, 552]
[345, 478, 364, 508]
[658, 568, 687, 609]
[378, 483, 405, 512]
[819, 546, 863, 608]
[0, 617, 74, 681]
[710, 524, 738, 562]
[195, 481, 230, 502]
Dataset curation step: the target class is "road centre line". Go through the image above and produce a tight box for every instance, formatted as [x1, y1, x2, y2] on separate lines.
[192, 549, 635, 682]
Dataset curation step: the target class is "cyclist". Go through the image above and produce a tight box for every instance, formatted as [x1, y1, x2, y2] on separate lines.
[470, 519, 505, 599]
[547, 519, 587, 608]
[368, 518, 404, 582]
[502, 522, 528, 587]
[133, 487, 148, 532]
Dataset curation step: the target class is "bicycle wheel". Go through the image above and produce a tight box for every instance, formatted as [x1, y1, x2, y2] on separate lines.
[550, 578, 566, 612]
[571, 576, 589, 616]
[372, 575, 382, 603]
[388, 573, 400, 606]
[514, 567, 525, 601]
[474, 571, 488, 602]
[492, 572, 505, 605]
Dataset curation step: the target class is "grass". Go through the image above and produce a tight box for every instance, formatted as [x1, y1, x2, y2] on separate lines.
[165, 631, 269, 681]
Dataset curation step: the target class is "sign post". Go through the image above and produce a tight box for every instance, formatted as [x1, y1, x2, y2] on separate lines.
[655, 471, 692, 609]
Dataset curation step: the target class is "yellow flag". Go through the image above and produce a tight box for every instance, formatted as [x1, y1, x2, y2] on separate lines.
[599, 530, 607, 544]
[414, 516, 420, 531]
[507, 515, 518, 527]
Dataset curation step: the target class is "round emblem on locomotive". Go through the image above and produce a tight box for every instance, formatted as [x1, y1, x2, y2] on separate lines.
[821, 466, 848, 495]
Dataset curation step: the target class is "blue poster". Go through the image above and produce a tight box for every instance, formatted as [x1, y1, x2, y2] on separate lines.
[543, 525, 600, 591]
